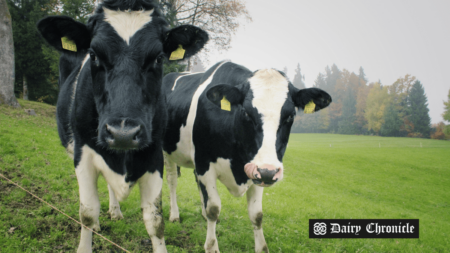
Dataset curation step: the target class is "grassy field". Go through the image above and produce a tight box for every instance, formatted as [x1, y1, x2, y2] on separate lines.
[1, 100, 449, 252]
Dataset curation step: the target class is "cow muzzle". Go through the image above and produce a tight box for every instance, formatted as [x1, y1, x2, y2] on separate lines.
[100, 120, 147, 150]
[244, 163, 283, 187]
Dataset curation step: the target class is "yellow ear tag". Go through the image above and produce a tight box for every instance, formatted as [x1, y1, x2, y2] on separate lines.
[169, 45, 186, 60]
[304, 101, 316, 114]
[61, 36, 77, 52]
[221, 96, 231, 111]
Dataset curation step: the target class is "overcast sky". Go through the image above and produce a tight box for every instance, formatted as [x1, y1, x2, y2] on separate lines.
[206, 0, 450, 124]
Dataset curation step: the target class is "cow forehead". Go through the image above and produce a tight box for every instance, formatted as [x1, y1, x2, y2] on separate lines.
[249, 69, 289, 116]
[103, 8, 154, 45]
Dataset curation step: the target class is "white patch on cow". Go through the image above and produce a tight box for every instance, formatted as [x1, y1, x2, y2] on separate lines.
[138, 171, 167, 253]
[72, 54, 90, 100]
[214, 158, 251, 197]
[163, 151, 180, 222]
[246, 184, 268, 252]
[171, 73, 202, 91]
[103, 8, 154, 45]
[249, 69, 288, 170]
[80, 145, 135, 201]
[68, 54, 90, 145]
[107, 184, 123, 220]
[167, 61, 228, 168]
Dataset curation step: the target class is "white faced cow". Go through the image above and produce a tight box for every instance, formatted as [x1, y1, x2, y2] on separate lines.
[37, 0, 208, 252]
[161, 61, 332, 252]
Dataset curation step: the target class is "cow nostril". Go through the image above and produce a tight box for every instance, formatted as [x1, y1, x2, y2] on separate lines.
[132, 126, 141, 141]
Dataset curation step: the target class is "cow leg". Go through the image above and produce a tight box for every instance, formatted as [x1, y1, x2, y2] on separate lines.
[194, 170, 207, 220]
[164, 156, 180, 222]
[247, 185, 268, 253]
[107, 184, 124, 220]
[75, 150, 100, 253]
[139, 171, 167, 253]
[197, 171, 221, 253]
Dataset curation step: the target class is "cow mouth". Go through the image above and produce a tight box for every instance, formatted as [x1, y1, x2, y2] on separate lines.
[252, 178, 278, 187]
[244, 163, 283, 187]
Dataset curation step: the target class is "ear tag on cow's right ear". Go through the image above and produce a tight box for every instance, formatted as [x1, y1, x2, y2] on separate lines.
[61, 36, 77, 52]
[221, 96, 231, 111]
[169, 45, 185, 60]
[304, 101, 316, 114]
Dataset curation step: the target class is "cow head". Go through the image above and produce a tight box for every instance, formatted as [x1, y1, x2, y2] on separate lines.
[207, 69, 331, 187]
[37, 0, 208, 151]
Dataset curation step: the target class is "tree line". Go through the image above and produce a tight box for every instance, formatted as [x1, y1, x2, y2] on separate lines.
[290, 63, 450, 140]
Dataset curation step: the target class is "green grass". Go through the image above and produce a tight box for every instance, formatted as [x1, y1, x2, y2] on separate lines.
[1, 100, 450, 252]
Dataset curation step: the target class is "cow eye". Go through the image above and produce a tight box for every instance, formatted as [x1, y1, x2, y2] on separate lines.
[156, 55, 163, 64]
[89, 52, 96, 62]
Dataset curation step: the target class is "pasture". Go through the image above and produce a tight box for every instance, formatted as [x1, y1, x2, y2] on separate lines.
[1, 100, 449, 252]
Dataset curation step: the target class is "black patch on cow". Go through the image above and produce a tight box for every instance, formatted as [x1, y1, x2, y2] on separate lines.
[254, 212, 263, 229]
[37, 16, 91, 54]
[290, 86, 332, 111]
[198, 181, 208, 209]
[206, 205, 219, 222]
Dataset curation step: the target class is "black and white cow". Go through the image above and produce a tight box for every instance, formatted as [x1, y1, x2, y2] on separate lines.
[162, 61, 331, 253]
[37, 0, 208, 252]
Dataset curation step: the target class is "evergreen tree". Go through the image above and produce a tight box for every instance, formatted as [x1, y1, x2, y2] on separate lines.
[358, 66, 367, 83]
[380, 102, 402, 137]
[408, 80, 431, 138]
[314, 73, 326, 89]
[292, 63, 305, 89]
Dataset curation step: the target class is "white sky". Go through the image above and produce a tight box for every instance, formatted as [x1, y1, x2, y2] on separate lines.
[206, 0, 450, 124]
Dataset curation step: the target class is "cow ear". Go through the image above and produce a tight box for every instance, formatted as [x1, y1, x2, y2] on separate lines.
[206, 84, 245, 108]
[37, 16, 91, 53]
[291, 87, 332, 112]
[163, 25, 208, 60]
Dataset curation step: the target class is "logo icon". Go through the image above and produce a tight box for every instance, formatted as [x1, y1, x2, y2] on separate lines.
[313, 222, 327, 235]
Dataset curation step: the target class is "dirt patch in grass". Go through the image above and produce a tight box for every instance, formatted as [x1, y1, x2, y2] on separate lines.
[0, 169, 44, 209]
[166, 229, 197, 252]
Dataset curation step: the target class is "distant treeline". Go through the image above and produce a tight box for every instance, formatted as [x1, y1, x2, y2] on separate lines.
[291, 64, 450, 140]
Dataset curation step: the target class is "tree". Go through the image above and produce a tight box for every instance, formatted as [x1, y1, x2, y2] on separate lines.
[408, 80, 431, 138]
[358, 66, 367, 84]
[169, 0, 251, 70]
[313, 73, 326, 89]
[443, 89, 450, 137]
[0, 0, 20, 107]
[430, 122, 447, 140]
[380, 102, 402, 137]
[60, 0, 95, 23]
[365, 83, 390, 134]
[443, 89, 450, 123]
[8, 0, 58, 102]
[292, 63, 305, 89]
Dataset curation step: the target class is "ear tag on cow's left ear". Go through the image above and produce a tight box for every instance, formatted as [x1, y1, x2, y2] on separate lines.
[221, 96, 231, 111]
[304, 100, 316, 114]
[61, 36, 77, 52]
[169, 45, 185, 60]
